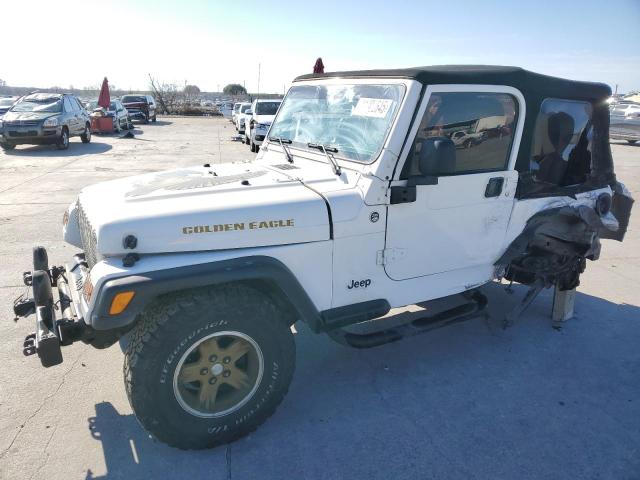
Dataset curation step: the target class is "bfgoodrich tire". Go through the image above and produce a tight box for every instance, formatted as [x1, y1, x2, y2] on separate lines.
[123, 284, 296, 450]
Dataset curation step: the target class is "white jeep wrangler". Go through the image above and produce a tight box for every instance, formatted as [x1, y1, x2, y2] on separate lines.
[14, 66, 633, 450]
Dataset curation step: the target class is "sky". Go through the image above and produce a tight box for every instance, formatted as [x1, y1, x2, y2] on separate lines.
[3, 0, 639, 93]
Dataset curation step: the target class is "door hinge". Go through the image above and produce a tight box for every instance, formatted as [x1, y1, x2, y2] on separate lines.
[377, 248, 407, 265]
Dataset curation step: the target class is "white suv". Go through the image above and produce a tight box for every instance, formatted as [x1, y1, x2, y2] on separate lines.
[234, 102, 252, 133]
[245, 99, 281, 152]
[13, 66, 633, 450]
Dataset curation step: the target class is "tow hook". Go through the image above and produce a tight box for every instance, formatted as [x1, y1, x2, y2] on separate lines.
[23, 333, 36, 356]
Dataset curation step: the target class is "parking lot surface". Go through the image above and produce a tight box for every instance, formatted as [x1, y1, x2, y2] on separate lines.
[0, 117, 638, 480]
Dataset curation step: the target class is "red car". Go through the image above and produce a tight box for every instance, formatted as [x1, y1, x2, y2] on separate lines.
[120, 95, 157, 124]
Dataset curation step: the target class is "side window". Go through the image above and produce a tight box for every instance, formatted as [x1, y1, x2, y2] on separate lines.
[72, 97, 82, 111]
[63, 97, 74, 113]
[402, 92, 518, 177]
[529, 98, 592, 188]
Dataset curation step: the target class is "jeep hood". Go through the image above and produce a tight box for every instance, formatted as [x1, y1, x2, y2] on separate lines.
[76, 161, 347, 259]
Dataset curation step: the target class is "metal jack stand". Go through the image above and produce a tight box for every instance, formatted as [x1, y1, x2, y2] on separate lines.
[503, 280, 544, 328]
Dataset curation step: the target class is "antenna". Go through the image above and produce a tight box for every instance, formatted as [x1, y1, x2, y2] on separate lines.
[257, 63, 261, 99]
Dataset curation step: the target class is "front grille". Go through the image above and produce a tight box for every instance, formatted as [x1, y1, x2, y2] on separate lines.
[4, 120, 40, 127]
[8, 130, 38, 137]
[77, 201, 98, 268]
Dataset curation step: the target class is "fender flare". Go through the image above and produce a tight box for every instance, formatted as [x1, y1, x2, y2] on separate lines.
[88, 255, 322, 332]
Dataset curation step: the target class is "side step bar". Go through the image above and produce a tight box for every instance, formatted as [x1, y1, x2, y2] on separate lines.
[327, 290, 488, 349]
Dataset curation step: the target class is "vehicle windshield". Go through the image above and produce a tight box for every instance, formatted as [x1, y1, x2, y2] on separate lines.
[255, 102, 280, 115]
[11, 97, 63, 113]
[241, 104, 251, 113]
[122, 95, 145, 103]
[0, 98, 14, 107]
[269, 84, 405, 162]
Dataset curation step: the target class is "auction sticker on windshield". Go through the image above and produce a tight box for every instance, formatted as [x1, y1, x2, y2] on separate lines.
[353, 98, 393, 118]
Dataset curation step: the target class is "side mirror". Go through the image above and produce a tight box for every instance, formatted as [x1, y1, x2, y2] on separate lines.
[417, 137, 456, 177]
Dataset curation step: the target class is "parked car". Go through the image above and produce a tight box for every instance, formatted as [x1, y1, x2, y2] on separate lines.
[13, 66, 633, 450]
[231, 102, 242, 124]
[245, 99, 282, 152]
[0, 93, 91, 151]
[121, 95, 157, 123]
[610, 101, 640, 144]
[451, 130, 486, 148]
[218, 102, 234, 119]
[235, 102, 252, 133]
[86, 100, 131, 132]
[0, 96, 19, 117]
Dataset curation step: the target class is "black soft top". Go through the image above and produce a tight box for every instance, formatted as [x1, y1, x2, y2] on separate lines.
[295, 65, 611, 102]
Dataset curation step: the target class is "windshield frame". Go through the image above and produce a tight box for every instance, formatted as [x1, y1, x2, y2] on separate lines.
[268, 80, 407, 165]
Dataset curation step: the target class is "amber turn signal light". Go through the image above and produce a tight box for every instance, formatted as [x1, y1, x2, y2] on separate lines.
[109, 291, 135, 315]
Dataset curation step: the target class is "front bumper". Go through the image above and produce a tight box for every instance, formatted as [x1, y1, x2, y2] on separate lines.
[127, 110, 148, 120]
[1, 124, 62, 145]
[14, 248, 92, 367]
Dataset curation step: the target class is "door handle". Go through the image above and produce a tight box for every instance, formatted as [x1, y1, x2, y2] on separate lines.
[485, 177, 504, 198]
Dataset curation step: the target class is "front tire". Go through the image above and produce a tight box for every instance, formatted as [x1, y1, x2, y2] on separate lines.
[56, 128, 69, 150]
[1, 143, 16, 151]
[81, 123, 92, 143]
[124, 284, 296, 450]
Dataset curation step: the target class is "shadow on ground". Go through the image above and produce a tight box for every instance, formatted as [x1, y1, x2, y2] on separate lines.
[86, 284, 640, 479]
[5, 142, 112, 157]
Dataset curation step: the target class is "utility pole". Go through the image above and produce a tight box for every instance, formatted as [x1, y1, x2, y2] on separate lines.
[257, 63, 261, 99]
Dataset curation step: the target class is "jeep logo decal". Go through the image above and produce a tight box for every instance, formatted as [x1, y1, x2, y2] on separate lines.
[348, 279, 371, 289]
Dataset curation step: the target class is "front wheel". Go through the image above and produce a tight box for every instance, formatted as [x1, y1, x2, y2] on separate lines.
[124, 285, 296, 449]
[627, 140, 638, 145]
[56, 128, 69, 150]
[81, 124, 92, 143]
[1, 143, 16, 151]
[152, 114, 157, 123]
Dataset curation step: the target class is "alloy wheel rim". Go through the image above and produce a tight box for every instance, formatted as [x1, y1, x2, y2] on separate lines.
[173, 331, 264, 418]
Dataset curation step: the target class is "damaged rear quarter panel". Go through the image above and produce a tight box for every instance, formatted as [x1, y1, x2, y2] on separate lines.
[502, 187, 613, 252]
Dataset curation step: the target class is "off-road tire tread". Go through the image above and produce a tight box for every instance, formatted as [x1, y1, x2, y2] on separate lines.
[123, 284, 295, 450]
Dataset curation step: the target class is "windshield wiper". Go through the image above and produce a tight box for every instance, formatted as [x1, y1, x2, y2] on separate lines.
[307, 143, 342, 176]
[269, 136, 294, 163]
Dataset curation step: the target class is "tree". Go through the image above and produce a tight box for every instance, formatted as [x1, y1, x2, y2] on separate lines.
[183, 84, 201, 105]
[223, 84, 247, 96]
[149, 74, 181, 114]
